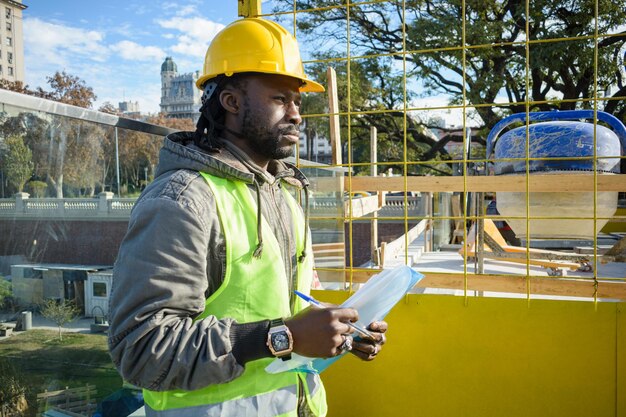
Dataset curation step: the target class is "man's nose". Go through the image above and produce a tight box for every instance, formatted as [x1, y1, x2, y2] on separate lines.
[286, 101, 302, 126]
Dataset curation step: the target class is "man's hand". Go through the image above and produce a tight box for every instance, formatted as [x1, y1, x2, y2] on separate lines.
[285, 307, 359, 358]
[350, 321, 388, 361]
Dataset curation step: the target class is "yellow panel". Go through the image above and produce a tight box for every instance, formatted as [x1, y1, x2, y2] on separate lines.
[312, 291, 623, 417]
[619, 305, 625, 416]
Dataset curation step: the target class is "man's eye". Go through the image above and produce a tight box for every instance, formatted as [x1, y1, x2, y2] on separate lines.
[274, 96, 287, 103]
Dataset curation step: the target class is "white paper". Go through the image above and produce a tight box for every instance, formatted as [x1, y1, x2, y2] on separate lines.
[265, 265, 423, 374]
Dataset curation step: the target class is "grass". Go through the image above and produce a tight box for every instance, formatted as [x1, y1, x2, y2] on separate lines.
[0, 329, 123, 406]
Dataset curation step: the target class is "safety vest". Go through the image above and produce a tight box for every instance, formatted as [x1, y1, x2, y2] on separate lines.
[143, 172, 327, 417]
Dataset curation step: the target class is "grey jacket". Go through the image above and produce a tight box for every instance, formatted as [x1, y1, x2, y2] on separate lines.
[108, 132, 310, 391]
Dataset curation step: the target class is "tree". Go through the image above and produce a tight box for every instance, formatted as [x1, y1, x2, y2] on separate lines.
[98, 102, 121, 115]
[1, 135, 33, 192]
[146, 113, 195, 131]
[274, 0, 626, 162]
[39, 299, 79, 341]
[0, 72, 98, 197]
[45, 71, 96, 108]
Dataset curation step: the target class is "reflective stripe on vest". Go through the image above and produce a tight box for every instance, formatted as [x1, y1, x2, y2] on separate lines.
[145, 374, 324, 417]
[142, 172, 326, 417]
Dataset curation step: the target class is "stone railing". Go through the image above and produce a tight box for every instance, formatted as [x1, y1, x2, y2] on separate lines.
[1, 193, 425, 221]
[310, 195, 424, 218]
[0, 192, 135, 220]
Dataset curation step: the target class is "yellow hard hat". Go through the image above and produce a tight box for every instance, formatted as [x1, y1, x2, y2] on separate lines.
[196, 17, 325, 93]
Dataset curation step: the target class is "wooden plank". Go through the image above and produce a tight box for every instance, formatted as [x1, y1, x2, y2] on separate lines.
[327, 67, 342, 166]
[370, 126, 379, 265]
[334, 269, 626, 300]
[383, 220, 428, 258]
[344, 195, 380, 218]
[348, 174, 626, 193]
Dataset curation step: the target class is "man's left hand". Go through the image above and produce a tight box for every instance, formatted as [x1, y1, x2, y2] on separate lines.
[349, 321, 387, 361]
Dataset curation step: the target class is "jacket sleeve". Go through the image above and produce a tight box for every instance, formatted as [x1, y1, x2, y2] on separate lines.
[107, 190, 269, 392]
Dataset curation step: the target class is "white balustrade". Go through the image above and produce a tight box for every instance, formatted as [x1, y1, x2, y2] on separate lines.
[0, 192, 135, 220]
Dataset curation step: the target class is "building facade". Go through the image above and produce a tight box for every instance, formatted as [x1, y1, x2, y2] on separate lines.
[159, 57, 202, 123]
[0, 0, 26, 83]
[118, 100, 140, 118]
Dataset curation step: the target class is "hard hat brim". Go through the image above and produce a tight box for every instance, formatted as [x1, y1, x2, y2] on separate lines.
[196, 71, 325, 93]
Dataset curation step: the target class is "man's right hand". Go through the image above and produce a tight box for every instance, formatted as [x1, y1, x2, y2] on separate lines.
[285, 306, 359, 358]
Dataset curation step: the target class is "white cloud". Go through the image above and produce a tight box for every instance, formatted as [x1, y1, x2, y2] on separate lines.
[176, 5, 198, 17]
[23, 17, 110, 89]
[156, 16, 225, 58]
[24, 17, 109, 68]
[111, 40, 166, 61]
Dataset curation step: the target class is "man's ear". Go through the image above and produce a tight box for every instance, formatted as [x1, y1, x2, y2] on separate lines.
[219, 89, 240, 114]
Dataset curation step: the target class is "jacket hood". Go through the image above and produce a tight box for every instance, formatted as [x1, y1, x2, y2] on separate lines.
[155, 132, 309, 188]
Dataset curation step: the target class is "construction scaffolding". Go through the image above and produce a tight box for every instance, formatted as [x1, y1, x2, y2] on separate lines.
[241, 1, 626, 416]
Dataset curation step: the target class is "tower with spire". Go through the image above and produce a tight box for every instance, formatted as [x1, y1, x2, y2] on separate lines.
[159, 57, 201, 123]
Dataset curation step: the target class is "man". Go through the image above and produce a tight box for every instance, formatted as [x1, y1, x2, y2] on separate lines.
[108, 17, 387, 417]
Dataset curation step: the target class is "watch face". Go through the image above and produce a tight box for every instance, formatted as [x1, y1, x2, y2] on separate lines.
[271, 331, 290, 352]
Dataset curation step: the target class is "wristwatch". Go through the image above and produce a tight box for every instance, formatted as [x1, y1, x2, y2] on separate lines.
[267, 318, 293, 361]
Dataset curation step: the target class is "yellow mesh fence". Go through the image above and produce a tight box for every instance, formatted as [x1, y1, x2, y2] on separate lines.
[242, 0, 626, 302]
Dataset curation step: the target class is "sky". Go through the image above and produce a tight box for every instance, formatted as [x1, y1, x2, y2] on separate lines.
[23, 1, 246, 114]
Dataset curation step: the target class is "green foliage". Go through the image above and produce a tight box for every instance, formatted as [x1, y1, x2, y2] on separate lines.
[1, 135, 34, 192]
[0, 278, 16, 313]
[0, 277, 11, 310]
[27, 180, 48, 198]
[39, 299, 80, 341]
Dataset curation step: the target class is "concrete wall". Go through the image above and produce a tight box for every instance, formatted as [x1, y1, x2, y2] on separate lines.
[42, 270, 63, 300]
[0, 219, 128, 265]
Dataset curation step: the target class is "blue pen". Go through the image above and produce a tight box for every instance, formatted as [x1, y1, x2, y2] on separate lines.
[293, 290, 376, 341]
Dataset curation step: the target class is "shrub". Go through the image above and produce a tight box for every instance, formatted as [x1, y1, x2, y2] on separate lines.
[27, 180, 48, 198]
[0, 277, 12, 311]
[0, 358, 30, 416]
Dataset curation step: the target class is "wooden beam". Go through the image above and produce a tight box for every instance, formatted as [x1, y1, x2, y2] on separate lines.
[347, 174, 626, 193]
[382, 219, 428, 259]
[332, 269, 626, 300]
[238, 0, 262, 17]
[327, 67, 342, 166]
[344, 195, 380, 218]
[370, 126, 379, 264]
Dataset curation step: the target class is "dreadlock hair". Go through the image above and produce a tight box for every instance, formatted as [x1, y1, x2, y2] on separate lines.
[193, 73, 249, 152]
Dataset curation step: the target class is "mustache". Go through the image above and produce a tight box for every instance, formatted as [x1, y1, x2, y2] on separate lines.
[278, 125, 300, 135]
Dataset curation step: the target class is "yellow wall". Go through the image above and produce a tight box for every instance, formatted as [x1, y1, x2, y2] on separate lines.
[313, 291, 625, 417]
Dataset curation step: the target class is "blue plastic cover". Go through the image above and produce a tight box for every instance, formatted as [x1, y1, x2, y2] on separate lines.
[494, 121, 621, 174]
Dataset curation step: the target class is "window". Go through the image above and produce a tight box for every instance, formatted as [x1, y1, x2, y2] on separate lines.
[7, 52, 12, 64]
[6, 37, 11, 47]
[6, 22, 11, 32]
[5, 8, 10, 19]
[8, 66, 13, 76]
[92, 282, 107, 298]
[23, 268, 43, 279]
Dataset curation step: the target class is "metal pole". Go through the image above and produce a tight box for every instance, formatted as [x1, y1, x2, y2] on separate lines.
[115, 127, 121, 197]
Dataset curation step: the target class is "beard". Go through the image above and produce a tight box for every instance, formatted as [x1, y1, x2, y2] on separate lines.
[240, 103, 298, 160]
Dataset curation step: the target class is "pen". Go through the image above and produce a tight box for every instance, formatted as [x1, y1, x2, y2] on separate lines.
[293, 290, 376, 341]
